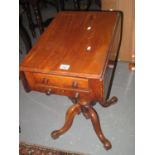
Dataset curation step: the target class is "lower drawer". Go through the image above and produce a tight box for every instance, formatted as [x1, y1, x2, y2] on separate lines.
[34, 83, 91, 98]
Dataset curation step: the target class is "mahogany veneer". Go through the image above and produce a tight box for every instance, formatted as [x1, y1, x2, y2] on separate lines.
[20, 11, 122, 150]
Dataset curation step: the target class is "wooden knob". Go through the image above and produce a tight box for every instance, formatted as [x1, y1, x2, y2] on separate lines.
[72, 81, 78, 88]
[46, 88, 52, 95]
[75, 92, 80, 99]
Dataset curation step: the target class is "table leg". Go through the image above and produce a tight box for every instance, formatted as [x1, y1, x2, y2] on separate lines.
[51, 103, 81, 139]
[51, 99, 115, 150]
[20, 71, 31, 93]
[85, 105, 112, 150]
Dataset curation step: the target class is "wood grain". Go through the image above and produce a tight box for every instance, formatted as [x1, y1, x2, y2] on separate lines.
[20, 11, 120, 79]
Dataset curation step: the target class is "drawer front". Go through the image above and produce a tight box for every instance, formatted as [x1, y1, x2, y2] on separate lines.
[32, 73, 89, 90]
[34, 84, 90, 97]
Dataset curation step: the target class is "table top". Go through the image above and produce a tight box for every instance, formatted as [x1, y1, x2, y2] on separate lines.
[20, 11, 120, 79]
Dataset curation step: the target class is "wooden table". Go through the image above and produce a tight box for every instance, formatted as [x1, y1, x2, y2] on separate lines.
[20, 11, 122, 150]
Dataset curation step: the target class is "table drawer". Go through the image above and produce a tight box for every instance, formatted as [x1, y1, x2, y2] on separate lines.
[34, 84, 90, 97]
[32, 73, 89, 90]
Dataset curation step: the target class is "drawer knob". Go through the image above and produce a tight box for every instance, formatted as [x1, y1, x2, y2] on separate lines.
[75, 92, 80, 99]
[72, 81, 78, 88]
[71, 92, 80, 104]
[42, 78, 49, 84]
[46, 88, 52, 95]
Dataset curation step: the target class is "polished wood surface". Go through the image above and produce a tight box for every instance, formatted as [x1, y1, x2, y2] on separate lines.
[20, 11, 120, 78]
[20, 11, 122, 150]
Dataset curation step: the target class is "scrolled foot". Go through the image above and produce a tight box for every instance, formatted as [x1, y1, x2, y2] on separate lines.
[51, 130, 60, 139]
[100, 96, 118, 107]
[85, 106, 112, 150]
[103, 139, 112, 150]
[110, 96, 118, 103]
[50, 104, 81, 140]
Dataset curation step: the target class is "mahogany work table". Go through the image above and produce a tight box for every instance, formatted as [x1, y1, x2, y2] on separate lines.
[20, 11, 122, 150]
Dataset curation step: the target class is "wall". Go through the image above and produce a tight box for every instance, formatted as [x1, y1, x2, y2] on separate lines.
[101, 0, 135, 62]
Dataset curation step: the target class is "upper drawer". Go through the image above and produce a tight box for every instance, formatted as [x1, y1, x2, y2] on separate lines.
[32, 73, 89, 90]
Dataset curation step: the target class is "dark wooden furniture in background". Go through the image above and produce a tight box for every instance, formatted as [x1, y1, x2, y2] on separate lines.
[20, 0, 59, 37]
[20, 0, 42, 37]
[20, 11, 122, 150]
[19, 0, 102, 41]
[60, 0, 101, 10]
[19, 11, 32, 55]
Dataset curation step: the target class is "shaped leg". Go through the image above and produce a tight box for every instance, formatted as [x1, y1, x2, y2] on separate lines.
[86, 106, 112, 150]
[51, 104, 81, 139]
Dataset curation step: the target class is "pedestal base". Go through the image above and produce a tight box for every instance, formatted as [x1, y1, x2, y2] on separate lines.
[51, 96, 118, 150]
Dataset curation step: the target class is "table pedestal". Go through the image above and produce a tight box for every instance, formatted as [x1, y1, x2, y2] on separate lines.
[51, 96, 118, 150]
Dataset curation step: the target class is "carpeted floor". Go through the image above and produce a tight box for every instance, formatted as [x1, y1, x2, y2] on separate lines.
[19, 142, 88, 155]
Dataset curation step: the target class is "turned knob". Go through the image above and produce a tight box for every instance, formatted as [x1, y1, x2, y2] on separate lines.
[72, 81, 78, 88]
[46, 88, 52, 95]
[75, 92, 79, 98]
